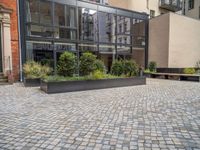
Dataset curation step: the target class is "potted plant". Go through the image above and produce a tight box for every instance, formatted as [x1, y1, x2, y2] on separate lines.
[23, 60, 52, 87]
[40, 52, 146, 94]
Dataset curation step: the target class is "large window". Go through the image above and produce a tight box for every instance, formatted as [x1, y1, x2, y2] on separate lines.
[23, 0, 148, 70]
[27, 25, 54, 37]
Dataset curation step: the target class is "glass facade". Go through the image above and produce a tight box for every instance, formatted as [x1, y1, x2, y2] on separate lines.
[20, 0, 148, 73]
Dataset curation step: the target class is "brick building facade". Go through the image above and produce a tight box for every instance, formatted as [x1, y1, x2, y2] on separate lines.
[0, 0, 20, 82]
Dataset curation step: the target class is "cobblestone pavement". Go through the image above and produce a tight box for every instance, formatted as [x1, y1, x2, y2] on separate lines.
[0, 79, 200, 150]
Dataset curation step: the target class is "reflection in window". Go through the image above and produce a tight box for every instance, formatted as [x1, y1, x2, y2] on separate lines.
[26, 0, 52, 25]
[117, 46, 131, 54]
[79, 8, 98, 41]
[117, 16, 131, 45]
[54, 43, 76, 52]
[54, 28, 76, 40]
[40, 1, 52, 25]
[98, 12, 116, 43]
[132, 19, 145, 47]
[27, 25, 54, 38]
[26, 0, 39, 23]
[54, 4, 76, 27]
[78, 44, 97, 52]
[99, 45, 115, 53]
[69, 7, 76, 27]
[26, 42, 54, 67]
[55, 3, 65, 26]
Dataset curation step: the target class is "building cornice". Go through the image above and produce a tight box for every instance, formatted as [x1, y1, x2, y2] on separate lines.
[0, 3, 13, 14]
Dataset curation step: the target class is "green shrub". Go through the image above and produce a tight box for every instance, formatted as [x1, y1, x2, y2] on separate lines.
[80, 52, 97, 76]
[94, 59, 106, 73]
[90, 70, 105, 80]
[123, 60, 139, 77]
[44, 75, 88, 82]
[144, 69, 151, 74]
[40, 65, 52, 78]
[57, 51, 77, 77]
[23, 60, 52, 79]
[111, 60, 124, 76]
[183, 68, 196, 74]
[148, 61, 157, 72]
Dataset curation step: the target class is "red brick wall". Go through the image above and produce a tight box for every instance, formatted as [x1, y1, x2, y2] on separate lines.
[1, 0, 20, 81]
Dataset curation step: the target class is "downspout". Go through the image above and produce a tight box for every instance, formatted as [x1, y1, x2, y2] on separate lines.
[17, 0, 23, 82]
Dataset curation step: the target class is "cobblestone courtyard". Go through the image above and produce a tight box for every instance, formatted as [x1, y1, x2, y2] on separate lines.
[0, 79, 200, 150]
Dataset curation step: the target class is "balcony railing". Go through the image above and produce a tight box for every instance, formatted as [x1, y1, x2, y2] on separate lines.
[160, 0, 182, 12]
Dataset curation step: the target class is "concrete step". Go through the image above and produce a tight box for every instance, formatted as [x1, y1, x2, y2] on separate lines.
[0, 73, 8, 84]
[0, 82, 10, 86]
[0, 78, 8, 82]
[0, 75, 7, 79]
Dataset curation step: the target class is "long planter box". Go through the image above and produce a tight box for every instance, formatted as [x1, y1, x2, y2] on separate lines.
[24, 78, 41, 87]
[40, 77, 146, 94]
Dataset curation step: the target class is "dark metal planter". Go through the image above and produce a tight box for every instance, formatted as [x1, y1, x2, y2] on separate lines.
[40, 77, 146, 94]
[143, 73, 152, 78]
[24, 78, 41, 87]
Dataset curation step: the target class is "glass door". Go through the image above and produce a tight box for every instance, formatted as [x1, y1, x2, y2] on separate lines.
[0, 24, 3, 72]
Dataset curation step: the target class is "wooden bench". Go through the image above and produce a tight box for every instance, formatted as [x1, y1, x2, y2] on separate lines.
[150, 73, 200, 82]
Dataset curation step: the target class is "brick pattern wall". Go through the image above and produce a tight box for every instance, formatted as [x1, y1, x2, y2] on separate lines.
[1, 0, 19, 81]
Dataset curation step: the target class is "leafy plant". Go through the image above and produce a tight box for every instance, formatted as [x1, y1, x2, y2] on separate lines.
[123, 60, 139, 77]
[40, 65, 52, 78]
[80, 52, 97, 76]
[90, 70, 105, 80]
[44, 73, 120, 82]
[183, 68, 195, 74]
[111, 60, 124, 76]
[23, 60, 52, 79]
[148, 61, 157, 72]
[57, 51, 77, 77]
[94, 59, 106, 73]
[144, 69, 151, 74]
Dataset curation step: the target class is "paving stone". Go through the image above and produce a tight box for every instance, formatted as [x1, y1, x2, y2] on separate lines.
[0, 79, 200, 149]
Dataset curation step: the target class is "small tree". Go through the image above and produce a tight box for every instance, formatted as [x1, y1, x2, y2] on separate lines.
[57, 51, 77, 77]
[80, 52, 97, 76]
[148, 61, 157, 72]
[111, 60, 124, 76]
[123, 60, 139, 77]
[94, 59, 106, 73]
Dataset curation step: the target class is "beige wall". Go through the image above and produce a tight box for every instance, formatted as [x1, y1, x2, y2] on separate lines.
[149, 12, 200, 68]
[108, 0, 161, 15]
[149, 13, 170, 67]
[107, 0, 180, 17]
[169, 13, 200, 68]
[108, 0, 128, 9]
